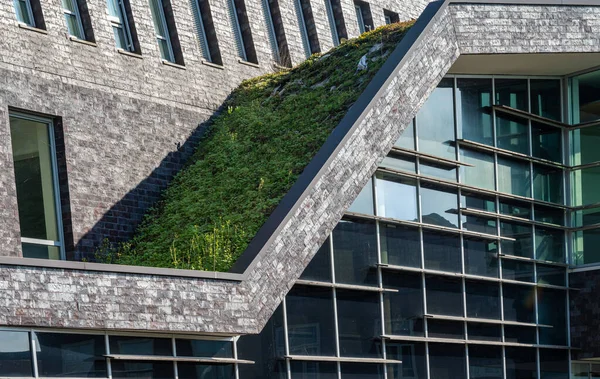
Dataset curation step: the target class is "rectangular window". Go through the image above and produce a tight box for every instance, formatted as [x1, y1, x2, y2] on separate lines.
[262, 0, 290, 66]
[354, 1, 372, 35]
[228, 0, 258, 64]
[383, 9, 399, 25]
[14, 0, 34, 26]
[10, 113, 64, 260]
[149, 0, 183, 64]
[191, 0, 222, 65]
[107, 0, 137, 52]
[0, 330, 32, 377]
[34, 332, 106, 377]
[325, 0, 346, 46]
[296, 0, 320, 57]
[62, 0, 86, 40]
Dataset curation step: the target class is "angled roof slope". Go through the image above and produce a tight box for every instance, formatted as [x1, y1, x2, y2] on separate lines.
[1, 0, 599, 335]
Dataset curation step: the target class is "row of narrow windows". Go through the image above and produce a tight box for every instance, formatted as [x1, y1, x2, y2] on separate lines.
[13, 0, 399, 68]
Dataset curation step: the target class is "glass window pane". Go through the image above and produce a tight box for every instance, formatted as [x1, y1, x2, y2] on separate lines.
[380, 224, 420, 268]
[420, 184, 458, 228]
[504, 325, 536, 344]
[465, 281, 500, 319]
[175, 339, 232, 358]
[426, 275, 463, 316]
[500, 199, 531, 219]
[468, 323, 501, 342]
[505, 347, 537, 379]
[427, 319, 464, 339]
[496, 113, 529, 155]
[500, 221, 533, 258]
[502, 259, 534, 283]
[382, 272, 424, 336]
[535, 205, 564, 226]
[65, 13, 84, 39]
[538, 288, 567, 346]
[21, 243, 60, 260]
[385, 342, 426, 379]
[290, 361, 337, 379]
[457, 78, 494, 146]
[571, 69, 600, 124]
[177, 364, 233, 378]
[532, 122, 562, 163]
[375, 174, 417, 221]
[150, 0, 168, 36]
[535, 227, 564, 262]
[495, 79, 528, 111]
[419, 161, 457, 181]
[380, 155, 415, 174]
[300, 238, 332, 282]
[337, 290, 381, 358]
[462, 215, 497, 235]
[498, 157, 531, 197]
[572, 207, 600, 228]
[428, 343, 466, 379]
[416, 78, 455, 160]
[286, 286, 336, 356]
[111, 361, 173, 378]
[0, 330, 32, 377]
[113, 26, 128, 50]
[35, 333, 106, 377]
[571, 166, 600, 207]
[530, 79, 562, 121]
[340, 363, 383, 379]
[503, 284, 535, 323]
[461, 192, 496, 212]
[573, 228, 600, 265]
[537, 264, 565, 286]
[572, 363, 590, 379]
[469, 345, 502, 379]
[540, 349, 569, 379]
[394, 121, 415, 150]
[157, 39, 172, 61]
[533, 165, 563, 204]
[62, 0, 78, 12]
[109, 336, 172, 356]
[464, 239, 498, 278]
[460, 148, 495, 191]
[348, 178, 373, 215]
[14, 0, 33, 25]
[423, 231, 461, 273]
[332, 219, 377, 286]
[571, 126, 600, 166]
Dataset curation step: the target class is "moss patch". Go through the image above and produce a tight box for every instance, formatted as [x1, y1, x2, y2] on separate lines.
[102, 22, 414, 271]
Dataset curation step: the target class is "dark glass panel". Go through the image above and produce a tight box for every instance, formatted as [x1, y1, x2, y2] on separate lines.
[416, 78, 455, 160]
[462, 215, 497, 235]
[570, 126, 600, 166]
[496, 113, 529, 155]
[238, 305, 285, 379]
[333, 219, 377, 286]
[340, 363, 383, 379]
[395, 120, 415, 150]
[385, 341, 426, 379]
[175, 339, 232, 358]
[461, 192, 496, 212]
[571, 363, 590, 379]
[573, 228, 600, 265]
[375, 174, 418, 221]
[464, 239, 498, 278]
[500, 221, 533, 258]
[465, 281, 500, 319]
[533, 165, 563, 204]
[380, 224, 420, 268]
[535, 205, 564, 226]
[540, 349, 569, 379]
[460, 148, 495, 191]
[348, 178, 374, 215]
[427, 319, 464, 339]
[300, 238, 332, 282]
[457, 78, 494, 146]
[505, 347, 537, 379]
[571, 166, 600, 207]
[500, 199, 531, 219]
[111, 361, 173, 379]
[530, 79, 562, 121]
[286, 286, 336, 356]
[422, 231, 461, 273]
[428, 343, 466, 379]
[382, 272, 424, 336]
[504, 325, 536, 344]
[572, 207, 600, 228]
[109, 336, 171, 356]
[380, 155, 416, 173]
[537, 264, 565, 286]
[419, 161, 457, 182]
[496, 79, 528, 111]
[498, 157, 531, 198]
[177, 364, 234, 379]
[502, 260, 534, 283]
[532, 122, 562, 162]
[290, 361, 337, 379]
[467, 323, 501, 342]
[537, 288, 567, 346]
[426, 275, 463, 316]
[420, 183, 459, 228]
[469, 345, 502, 379]
[337, 290, 381, 358]
[535, 227, 565, 262]
[571, 69, 600, 123]
[35, 333, 106, 377]
[503, 284, 535, 323]
[0, 330, 32, 377]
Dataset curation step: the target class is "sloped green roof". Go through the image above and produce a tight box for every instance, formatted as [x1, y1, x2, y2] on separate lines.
[103, 22, 414, 271]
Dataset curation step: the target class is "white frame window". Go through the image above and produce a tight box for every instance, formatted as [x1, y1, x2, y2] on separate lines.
[149, 0, 175, 62]
[107, 0, 134, 51]
[62, 0, 86, 40]
[13, 0, 35, 27]
[355, 4, 365, 34]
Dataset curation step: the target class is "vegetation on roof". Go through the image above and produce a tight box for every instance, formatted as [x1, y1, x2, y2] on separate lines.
[98, 21, 414, 271]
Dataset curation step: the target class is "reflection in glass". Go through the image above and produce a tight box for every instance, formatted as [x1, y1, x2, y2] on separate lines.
[419, 161, 457, 181]
[0, 330, 32, 377]
[540, 349, 569, 379]
[337, 290, 381, 358]
[535, 227, 564, 262]
[573, 228, 600, 265]
[290, 361, 337, 379]
[465, 281, 500, 319]
[422, 231, 461, 273]
[506, 347, 537, 379]
[500, 221, 533, 258]
[462, 192, 496, 212]
[571, 69, 600, 123]
[395, 120, 415, 150]
[375, 174, 417, 221]
[571, 166, 600, 207]
[428, 343, 466, 379]
[426, 275, 463, 316]
[537, 264, 565, 286]
[502, 260, 534, 283]
[572, 207, 600, 228]
[504, 325, 536, 344]
[496, 113, 529, 155]
[503, 284, 535, 323]
[111, 361, 173, 379]
[535, 204, 564, 226]
[457, 78, 493, 146]
[385, 342, 426, 379]
[460, 148, 495, 191]
[348, 178, 373, 215]
[469, 345, 502, 379]
[177, 364, 234, 379]
[380, 224, 420, 268]
[333, 219, 377, 286]
[498, 157, 531, 197]
[380, 155, 415, 174]
[530, 79, 562, 121]
[571, 125, 600, 166]
[420, 183, 458, 228]
[416, 78, 455, 160]
[464, 239, 498, 278]
[427, 320, 463, 339]
[383, 272, 424, 336]
[495, 79, 528, 111]
[287, 286, 336, 356]
[35, 333, 106, 377]
[468, 323, 501, 342]
[538, 288, 567, 346]
[533, 164, 563, 204]
[175, 339, 232, 358]
[340, 363, 383, 379]
[532, 122, 562, 162]
[462, 215, 497, 235]
[500, 199, 531, 219]
[300, 238, 332, 282]
[109, 336, 171, 356]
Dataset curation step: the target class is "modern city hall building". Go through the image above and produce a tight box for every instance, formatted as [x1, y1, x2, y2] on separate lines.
[0, 0, 600, 378]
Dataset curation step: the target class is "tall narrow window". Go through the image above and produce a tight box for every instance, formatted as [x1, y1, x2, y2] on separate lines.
[228, 0, 257, 64]
[354, 0, 372, 34]
[296, 0, 319, 57]
[107, 0, 137, 52]
[14, 0, 35, 26]
[325, 0, 346, 45]
[149, 0, 184, 64]
[62, 0, 86, 39]
[262, 0, 290, 66]
[10, 113, 64, 260]
[191, 0, 222, 65]
[383, 9, 399, 25]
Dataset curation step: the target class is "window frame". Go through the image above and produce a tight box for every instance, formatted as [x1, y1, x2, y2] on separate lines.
[229, 0, 248, 61]
[107, 0, 135, 51]
[355, 4, 365, 34]
[62, 0, 86, 40]
[149, 0, 175, 62]
[10, 112, 66, 261]
[14, 0, 36, 27]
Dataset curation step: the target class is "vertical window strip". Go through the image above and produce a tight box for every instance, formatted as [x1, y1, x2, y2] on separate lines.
[355, 4, 365, 34]
[107, 0, 134, 51]
[149, 0, 175, 62]
[62, 0, 86, 39]
[325, 0, 339, 46]
[262, 0, 280, 63]
[191, 0, 212, 61]
[228, 0, 247, 61]
[295, 0, 311, 58]
[14, 0, 35, 27]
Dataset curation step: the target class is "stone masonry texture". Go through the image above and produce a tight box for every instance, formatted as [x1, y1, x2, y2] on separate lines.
[0, 1, 599, 338]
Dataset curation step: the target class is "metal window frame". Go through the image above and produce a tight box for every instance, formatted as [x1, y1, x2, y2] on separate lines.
[192, 0, 213, 62]
[324, 0, 339, 46]
[229, 0, 247, 61]
[14, 0, 36, 27]
[62, 0, 86, 40]
[107, 0, 134, 51]
[150, 0, 175, 62]
[354, 4, 365, 34]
